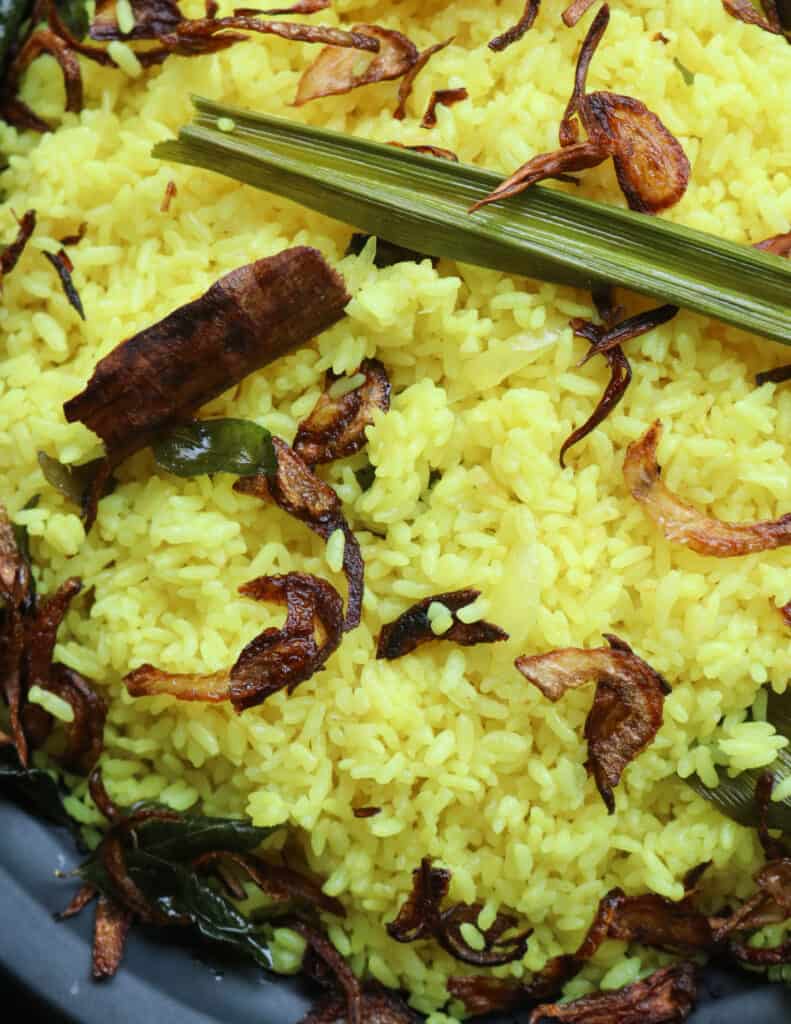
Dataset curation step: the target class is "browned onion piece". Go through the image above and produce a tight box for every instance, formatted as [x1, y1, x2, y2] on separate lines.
[293, 359, 391, 466]
[64, 248, 349, 529]
[160, 180, 177, 212]
[580, 91, 690, 214]
[89, 765, 121, 822]
[25, 577, 82, 691]
[166, 16, 381, 57]
[0, 96, 50, 133]
[294, 24, 417, 106]
[625, 420, 791, 557]
[43, 663, 108, 774]
[576, 303, 679, 362]
[193, 850, 345, 916]
[528, 961, 698, 1023]
[562, 0, 597, 27]
[125, 571, 343, 711]
[284, 918, 363, 1024]
[421, 86, 468, 129]
[300, 985, 421, 1024]
[488, 0, 541, 52]
[376, 589, 508, 660]
[1, 210, 36, 282]
[92, 895, 133, 980]
[387, 857, 530, 967]
[474, 4, 689, 214]
[58, 883, 98, 920]
[559, 344, 631, 468]
[608, 892, 713, 953]
[516, 635, 668, 813]
[236, 0, 329, 12]
[235, 440, 363, 630]
[89, 0, 182, 40]
[722, 0, 784, 35]
[393, 37, 453, 120]
[449, 888, 622, 1016]
[7, 28, 83, 113]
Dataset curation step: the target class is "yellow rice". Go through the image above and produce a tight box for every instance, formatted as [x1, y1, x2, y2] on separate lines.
[2, 0, 791, 1017]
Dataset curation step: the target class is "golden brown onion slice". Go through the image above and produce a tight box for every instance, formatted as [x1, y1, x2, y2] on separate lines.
[516, 635, 668, 812]
[124, 572, 343, 711]
[92, 895, 133, 980]
[488, 0, 541, 52]
[722, 0, 785, 36]
[527, 962, 698, 1023]
[624, 420, 791, 557]
[1, 210, 36, 282]
[89, 0, 182, 40]
[421, 86, 468, 128]
[562, 0, 597, 27]
[294, 24, 418, 106]
[376, 588, 508, 660]
[393, 37, 453, 120]
[293, 360, 391, 466]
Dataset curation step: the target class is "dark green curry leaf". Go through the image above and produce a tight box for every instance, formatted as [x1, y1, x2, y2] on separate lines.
[345, 233, 436, 269]
[354, 462, 376, 492]
[38, 451, 111, 510]
[54, 0, 89, 39]
[0, 746, 73, 828]
[0, 0, 34, 79]
[127, 809, 280, 861]
[684, 688, 791, 833]
[153, 419, 277, 479]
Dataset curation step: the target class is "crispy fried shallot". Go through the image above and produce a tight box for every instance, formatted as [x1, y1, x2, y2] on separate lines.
[516, 635, 669, 812]
[1, 210, 35, 283]
[64, 248, 349, 529]
[89, 0, 182, 40]
[394, 37, 453, 120]
[488, 0, 541, 52]
[162, 16, 381, 58]
[295, 24, 417, 106]
[193, 850, 346, 916]
[777, 598, 791, 628]
[575, 303, 678, 362]
[43, 249, 85, 320]
[722, 0, 788, 37]
[386, 857, 530, 967]
[562, 0, 597, 27]
[421, 86, 468, 128]
[125, 571, 344, 712]
[300, 985, 421, 1024]
[376, 589, 508, 660]
[286, 918, 364, 1024]
[60, 223, 87, 246]
[757, 364, 791, 387]
[234, 440, 363, 630]
[756, 230, 791, 257]
[560, 344, 631, 467]
[7, 27, 83, 113]
[528, 961, 698, 1023]
[293, 360, 391, 466]
[449, 888, 622, 1016]
[92, 895, 134, 980]
[624, 420, 791, 557]
[472, 4, 689, 214]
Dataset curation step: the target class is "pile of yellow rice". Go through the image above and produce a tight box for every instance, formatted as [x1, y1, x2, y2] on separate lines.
[2, 0, 791, 1017]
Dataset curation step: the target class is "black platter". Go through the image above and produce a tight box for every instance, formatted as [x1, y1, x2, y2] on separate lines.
[2, 799, 791, 1023]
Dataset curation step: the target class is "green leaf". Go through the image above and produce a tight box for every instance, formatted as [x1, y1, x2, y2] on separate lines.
[129, 809, 280, 860]
[684, 689, 791, 833]
[153, 419, 277, 478]
[38, 451, 109, 510]
[54, 0, 88, 38]
[81, 846, 274, 968]
[0, 746, 73, 828]
[0, 0, 34, 78]
[345, 232, 434, 269]
[153, 99, 791, 346]
[672, 57, 695, 86]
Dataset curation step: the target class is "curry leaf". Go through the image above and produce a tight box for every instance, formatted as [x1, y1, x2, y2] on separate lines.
[672, 57, 695, 86]
[684, 689, 791, 833]
[153, 419, 277, 478]
[0, 746, 73, 828]
[38, 451, 110, 510]
[128, 809, 280, 860]
[54, 0, 89, 38]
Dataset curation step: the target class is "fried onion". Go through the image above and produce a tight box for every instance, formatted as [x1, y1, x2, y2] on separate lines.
[515, 634, 669, 812]
[293, 360, 391, 466]
[624, 420, 791, 557]
[421, 86, 468, 128]
[376, 589, 508, 660]
[234, 440, 363, 630]
[488, 0, 541, 52]
[394, 37, 453, 120]
[562, 0, 597, 27]
[295, 24, 418, 106]
[125, 571, 343, 711]
[1, 210, 36, 283]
